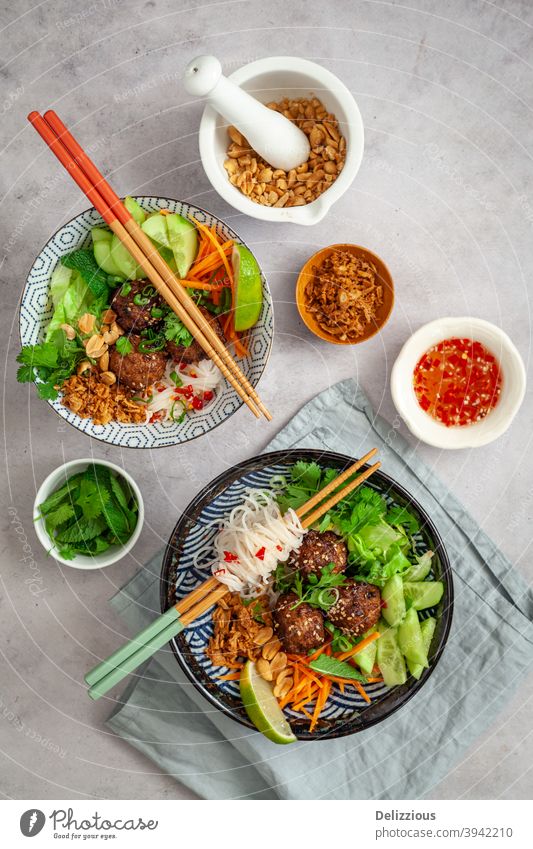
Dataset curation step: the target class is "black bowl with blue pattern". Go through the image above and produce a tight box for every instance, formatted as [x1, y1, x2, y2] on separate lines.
[19, 197, 273, 448]
[161, 449, 454, 740]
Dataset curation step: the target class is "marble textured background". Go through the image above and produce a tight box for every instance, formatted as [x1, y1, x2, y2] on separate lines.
[0, 0, 532, 799]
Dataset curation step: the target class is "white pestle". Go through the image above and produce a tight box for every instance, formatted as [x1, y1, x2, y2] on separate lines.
[184, 55, 311, 172]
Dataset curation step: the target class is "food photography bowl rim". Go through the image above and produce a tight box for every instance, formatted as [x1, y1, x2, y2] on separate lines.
[33, 457, 144, 569]
[198, 55, 365, 225]
[390, 316, 526, 450]
[160, 448, 454, 741]
[18, 195, 274, 449]
[295, 243, 395, 345]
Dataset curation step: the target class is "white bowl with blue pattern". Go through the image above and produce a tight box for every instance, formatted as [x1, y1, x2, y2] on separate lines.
[161, 449, 454, 740]
[19, 197, 274, 449]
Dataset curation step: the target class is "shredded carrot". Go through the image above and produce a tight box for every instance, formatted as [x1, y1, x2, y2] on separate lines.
[300, 707, 314, 722]
[336, 631, 380, 662]
[191, 219, 234, 285]
[160, 209, 172, 215]
[366, 676, 384, 683]
[339, 681, 345, 694]
[292, 694, 316, 712]
[353, 680, 371, 704]
[309, 679, 331, 732]
[216, 672, 241, 681]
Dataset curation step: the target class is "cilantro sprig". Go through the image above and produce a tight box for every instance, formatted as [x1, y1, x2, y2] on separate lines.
[291, 562, 347, 612]
[17, 329, 87, 400]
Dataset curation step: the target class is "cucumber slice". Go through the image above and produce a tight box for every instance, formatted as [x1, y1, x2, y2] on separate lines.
[141, 213, 171, 248]
[403, 581, 444, 610]
[404, 551, 433, 582]
[408, 617, 437, 680]
[166, 213, 198, 277]
[398, 608, 428, 667]
[124, 196, 146, 225]
[351, 628, 377, 675]
[376, 627, 407, 687]
[91, 226, 112, 244]
[156, 244, 178, 273]
[92, 229, 124, 277]
[110, 234, 144, 280]
[381, 574, 406, 626]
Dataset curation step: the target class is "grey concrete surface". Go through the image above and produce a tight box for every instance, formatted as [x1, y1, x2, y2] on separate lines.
[0, 0, 532, 800]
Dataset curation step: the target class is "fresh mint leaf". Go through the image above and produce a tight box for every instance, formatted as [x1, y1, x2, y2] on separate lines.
[76, 478, 108, 520]
[109, 473, 130, 511]
[61, 249, 110, 298]
[45, 503, 75, 527]
[101, 499, 130, 541]
[309, 654, 367, 682]
[56, 516, 107, 544]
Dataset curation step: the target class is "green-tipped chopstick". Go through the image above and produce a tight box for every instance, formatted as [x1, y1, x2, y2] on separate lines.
[88, 616, 185, 699]
[85, 603, 181, 687]
[85, 578, 226, 700]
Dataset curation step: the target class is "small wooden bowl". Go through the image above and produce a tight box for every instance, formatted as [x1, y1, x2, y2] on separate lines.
[296, 243, 395, 345]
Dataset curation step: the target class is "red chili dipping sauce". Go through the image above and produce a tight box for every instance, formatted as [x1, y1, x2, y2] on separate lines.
[413, 337, 502, 427]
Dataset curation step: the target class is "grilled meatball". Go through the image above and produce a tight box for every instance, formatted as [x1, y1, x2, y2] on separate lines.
[327, 579, 381, 637]
[111, 280, 164, 332]
[167, 306, 226, 365]
[109, 334, 168, 391]
[273, 591, 325, 654]
[287, 530, 347, 579]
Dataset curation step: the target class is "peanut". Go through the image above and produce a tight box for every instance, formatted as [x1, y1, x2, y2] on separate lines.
[224, 97, 346, 209]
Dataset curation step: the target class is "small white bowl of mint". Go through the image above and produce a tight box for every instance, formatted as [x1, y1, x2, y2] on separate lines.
[33, 459, 144, 569]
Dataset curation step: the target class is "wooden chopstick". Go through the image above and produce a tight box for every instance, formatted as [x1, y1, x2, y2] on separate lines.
[33, 111, 263, 420]
[38, 110, 272, 421]
[300, 461, 381, 528]
[295, 448, 378, 521]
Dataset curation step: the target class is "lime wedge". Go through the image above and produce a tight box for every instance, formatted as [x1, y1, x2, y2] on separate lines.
[240, 660, 296, 744]
[232, 245, 263, 331]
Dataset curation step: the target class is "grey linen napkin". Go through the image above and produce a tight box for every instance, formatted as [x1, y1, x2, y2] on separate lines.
[106, 379, 533, 800]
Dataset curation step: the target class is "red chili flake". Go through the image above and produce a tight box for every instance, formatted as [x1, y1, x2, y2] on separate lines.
[413, 337, 502, 427]
[179, 364, 187, 372]
[192, 396, 204, 411]
[223, 551, 239, 562]
[276, 545, 282, 552]
[255, 546, 266, 560]
[203, 390, 214, 402]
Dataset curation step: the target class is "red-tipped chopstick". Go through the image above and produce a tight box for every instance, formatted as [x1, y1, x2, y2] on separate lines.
[27, 111, 271, 420]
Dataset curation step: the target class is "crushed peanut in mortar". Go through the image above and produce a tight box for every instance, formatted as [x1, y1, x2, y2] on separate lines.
[224, 97, 346, 208]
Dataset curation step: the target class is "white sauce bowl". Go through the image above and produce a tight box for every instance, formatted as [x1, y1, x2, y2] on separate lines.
[391, 317, 526, 449]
